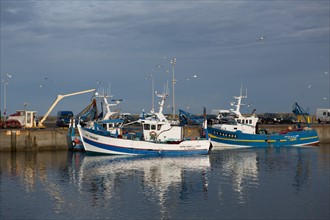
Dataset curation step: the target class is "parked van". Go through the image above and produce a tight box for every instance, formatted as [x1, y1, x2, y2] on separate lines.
[56, 111, 74, 127]
[316, 109, 330, 123]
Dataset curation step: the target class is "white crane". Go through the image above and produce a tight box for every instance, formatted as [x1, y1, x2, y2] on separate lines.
[39, 89, 96, 128]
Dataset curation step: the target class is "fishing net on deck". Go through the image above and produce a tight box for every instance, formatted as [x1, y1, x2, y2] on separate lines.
[179, 109, 204, 125]
[75, 99, 99, 123]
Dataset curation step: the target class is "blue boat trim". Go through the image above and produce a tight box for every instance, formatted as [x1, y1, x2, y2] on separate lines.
[83, 136, 209, 155]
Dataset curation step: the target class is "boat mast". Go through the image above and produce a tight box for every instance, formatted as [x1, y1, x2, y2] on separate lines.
[154, 90, 168, 122]
[96, 84, 123, 120]
[232, 86, 247, 117]
[170, 58, 176, 119]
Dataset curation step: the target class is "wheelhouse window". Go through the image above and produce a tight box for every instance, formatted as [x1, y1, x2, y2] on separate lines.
[157, 124, 162, 130]
[144, 124, 150, 130]
[151, 124, 156, 130]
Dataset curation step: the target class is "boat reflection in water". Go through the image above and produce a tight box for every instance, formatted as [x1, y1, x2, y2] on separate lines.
[72, 150, 259, 207]
[73, 154, 210, 215]
[211, 149, 259, 204]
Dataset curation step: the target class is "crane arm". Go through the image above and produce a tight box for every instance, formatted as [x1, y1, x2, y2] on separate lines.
[292, 102, 311, 127]
[39, 94, 65, 125]
[61, 89, 96, 98]
[39, 89, 95, 127]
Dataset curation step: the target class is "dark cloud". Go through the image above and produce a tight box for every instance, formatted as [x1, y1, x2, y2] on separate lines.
[1, 1, 329, 115]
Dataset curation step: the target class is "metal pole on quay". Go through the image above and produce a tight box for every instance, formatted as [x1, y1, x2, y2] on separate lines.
[0, 73, 12, 121]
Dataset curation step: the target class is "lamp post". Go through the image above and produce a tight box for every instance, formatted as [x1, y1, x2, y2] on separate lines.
[1, 73, 12, 121]
[3, 82, 8, 120]
[170, 58, 176, 119]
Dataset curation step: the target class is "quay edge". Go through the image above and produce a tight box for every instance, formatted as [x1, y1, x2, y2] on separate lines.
[0, 128, 68, 151]
[0, 124, 329, 152]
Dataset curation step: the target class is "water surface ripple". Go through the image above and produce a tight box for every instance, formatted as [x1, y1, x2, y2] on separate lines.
[1, 145, 329, 220]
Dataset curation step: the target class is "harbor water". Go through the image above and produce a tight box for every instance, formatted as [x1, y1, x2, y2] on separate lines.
[1, 145, 329, 220]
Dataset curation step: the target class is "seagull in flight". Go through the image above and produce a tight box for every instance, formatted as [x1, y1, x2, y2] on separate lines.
[307, 83, 312, 89]
[257, 36, 266, 42]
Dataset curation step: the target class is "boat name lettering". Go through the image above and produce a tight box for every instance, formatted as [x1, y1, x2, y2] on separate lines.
[180, 145, 200, 149]
[87, 134, 99, 141]
[213, 131, 237, 139]
[284, 135, 298, 140]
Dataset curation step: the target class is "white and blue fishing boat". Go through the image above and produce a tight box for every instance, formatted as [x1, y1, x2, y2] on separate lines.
[208, 89, 319, 148]
[77, 92, 211, 156]
[68, 91, 126, 151]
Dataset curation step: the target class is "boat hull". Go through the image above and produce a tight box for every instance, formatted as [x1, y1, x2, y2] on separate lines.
[66, 127, 85, 151]
[208, 127, 319, 148]
[78, 126, 211, 156]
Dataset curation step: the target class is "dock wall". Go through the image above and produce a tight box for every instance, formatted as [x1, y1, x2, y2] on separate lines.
[0, 124, 329, 152]
[0, 128, 68, 151]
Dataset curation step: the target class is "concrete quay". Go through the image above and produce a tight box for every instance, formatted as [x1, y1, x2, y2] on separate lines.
[0, 128, 68, 151]
[0, 124, 329, 152]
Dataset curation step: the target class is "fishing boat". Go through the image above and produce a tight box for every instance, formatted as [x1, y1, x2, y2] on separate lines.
[77, 92, 212, 155]
[68, 91, 126, 151]
[208, 89, 319, 148]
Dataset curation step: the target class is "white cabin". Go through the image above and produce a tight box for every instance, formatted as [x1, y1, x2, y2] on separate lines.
[8, 110, 38, 128]
[138, 92, 183, 142]
[212, 89, 259, 134]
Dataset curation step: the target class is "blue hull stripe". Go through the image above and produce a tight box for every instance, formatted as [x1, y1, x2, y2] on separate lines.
[83, 137, 209, 155]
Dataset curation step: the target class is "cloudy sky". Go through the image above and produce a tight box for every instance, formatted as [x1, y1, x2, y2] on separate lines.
[1, 0, 329, 117]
